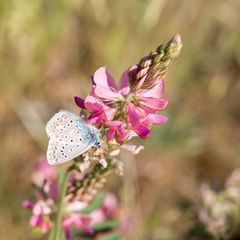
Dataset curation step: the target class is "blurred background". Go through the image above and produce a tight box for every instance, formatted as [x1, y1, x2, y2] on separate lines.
[0, 0, 240, 239]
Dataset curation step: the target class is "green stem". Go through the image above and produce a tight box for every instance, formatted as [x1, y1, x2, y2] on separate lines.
[50, 167, 71, 240]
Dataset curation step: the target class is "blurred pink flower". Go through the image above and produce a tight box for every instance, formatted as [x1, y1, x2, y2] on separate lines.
[90, 193, 118, 225]
[62, 215, 93, 240]
[23, 199, 53, 233]
[32, 157, 56, 187]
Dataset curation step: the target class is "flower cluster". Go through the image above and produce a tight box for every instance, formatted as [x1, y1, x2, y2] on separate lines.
[75, 66, 168, 143]
[23, 158, 122, 239]
[68, 34, 182, 184]
[199, 169, 240, 239]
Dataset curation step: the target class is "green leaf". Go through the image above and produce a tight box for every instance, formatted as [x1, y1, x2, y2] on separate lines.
[97, 232, 123, 240]
[92, 220, 121, 232]
[80, 193, 105, 214]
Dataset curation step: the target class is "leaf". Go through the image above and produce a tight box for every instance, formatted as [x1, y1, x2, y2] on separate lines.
[80, 193, 105, 214]
[97, 232, 123, 240]
[92, 220, 121, 232]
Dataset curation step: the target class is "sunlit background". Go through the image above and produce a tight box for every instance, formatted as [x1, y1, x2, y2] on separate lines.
[0, 0, 240, 239]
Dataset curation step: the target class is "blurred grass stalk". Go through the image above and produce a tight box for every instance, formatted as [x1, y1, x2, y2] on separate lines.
[121, 151, 145, 240]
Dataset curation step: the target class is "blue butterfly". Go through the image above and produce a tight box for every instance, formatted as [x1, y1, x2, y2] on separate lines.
[46, 110, 101, 165]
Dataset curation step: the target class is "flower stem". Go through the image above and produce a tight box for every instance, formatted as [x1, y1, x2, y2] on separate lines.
[51, 166, 72, 240]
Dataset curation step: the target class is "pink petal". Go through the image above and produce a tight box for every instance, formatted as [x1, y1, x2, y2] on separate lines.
[107, 128, 115, 141]
[104, 107, 115, 120]
[139, 80, 164, 98]
[139, 97, 168, 111]
[127, 104, 140, 125]
[106, 121, 130, 143]
[22, 200, 34, 211]
[30, 215, 41, 227]
[134, 75, 147, 90]
[106, 120, 124, 128]
[132, 124, 150, 139]
[74, 96, 86, 109]
[94, 85, 122, 100]
[118, 70, 130, 96]
[93, 66, 117, 89]
[48, 180, 59, 202]
[128, 64, 140, 80]
[143, 114, 168, 126]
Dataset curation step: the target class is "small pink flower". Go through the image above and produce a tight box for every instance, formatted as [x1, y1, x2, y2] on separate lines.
[24, 199, 53, 233]
[62, 215, 93, 240]
[84, 95, 115, 125]
[134, 80, 168, 116]
[127, 103, 168, 138]
[90, 193, 118, 225]
[102, 193, 118, 218]
[30, 215, 52, 233]
[106, 121, 131, 144]
[32, 157, 56, 187]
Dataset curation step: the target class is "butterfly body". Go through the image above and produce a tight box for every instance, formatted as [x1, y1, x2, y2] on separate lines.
[46, 110, 101, 165]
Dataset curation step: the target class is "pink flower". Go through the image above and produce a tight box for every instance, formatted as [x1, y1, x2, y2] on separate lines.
[31, 158, 59, 202]
[23, 199, 53, 233]
[106, 121, 131, 144]
[134, 80, 168, 117]
[62, 215, 93, 240]
[30, 215, 52, 233]
[92, 66, 130, 100]
[32, 157, 56, 187]
[84, 95, 115, 125]
[89, 193, 118, 225]
[127, 103, 168, 138]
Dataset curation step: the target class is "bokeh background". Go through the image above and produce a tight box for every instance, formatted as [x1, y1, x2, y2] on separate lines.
[0, 0, 240, 239]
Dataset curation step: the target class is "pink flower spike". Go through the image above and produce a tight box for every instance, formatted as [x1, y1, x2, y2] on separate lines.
[74, 96, 86, 109]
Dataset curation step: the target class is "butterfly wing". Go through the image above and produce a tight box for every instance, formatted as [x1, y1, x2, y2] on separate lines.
[46, 110, 96, 165]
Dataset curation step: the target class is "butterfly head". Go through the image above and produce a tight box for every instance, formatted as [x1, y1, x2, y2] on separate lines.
[89, 125, 101, 149]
